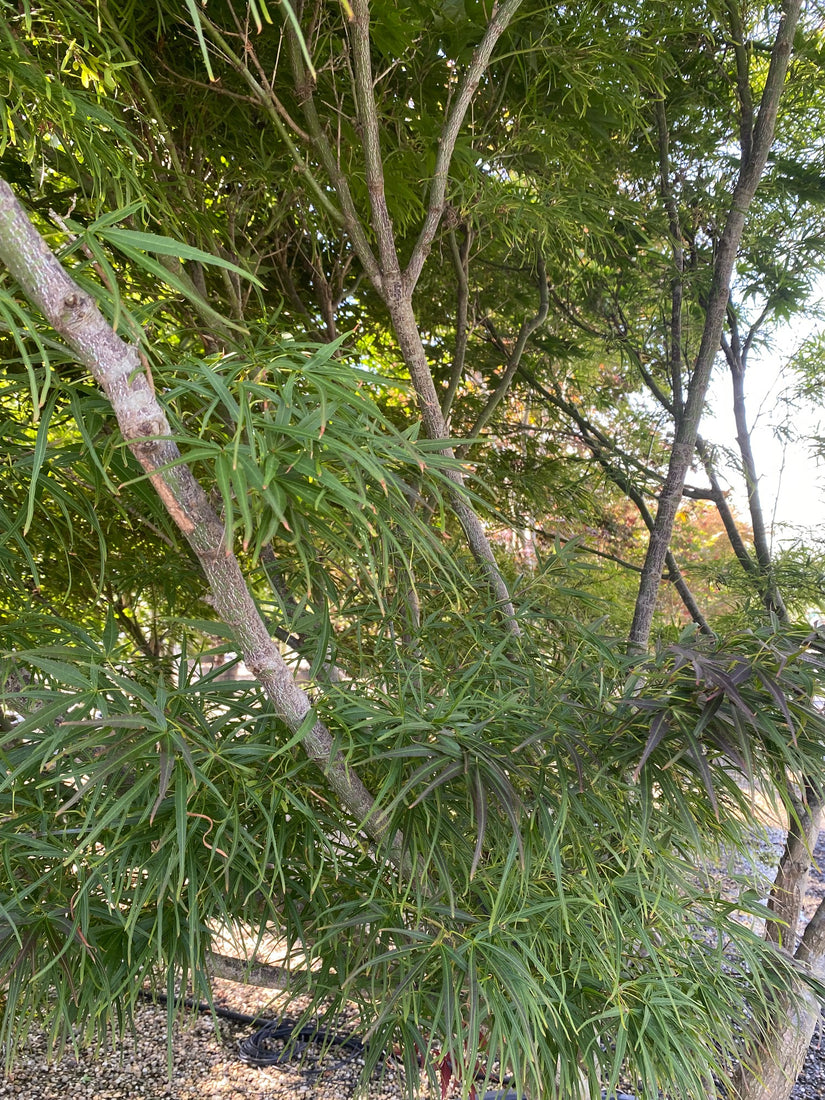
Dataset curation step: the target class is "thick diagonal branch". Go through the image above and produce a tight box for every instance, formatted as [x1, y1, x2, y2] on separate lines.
[338, 0, 523, 632]
[0, 178, 401, 861]
[765, 790, 823, 947]
[695, 436, 758, 576]
[517, 366, 712, 634]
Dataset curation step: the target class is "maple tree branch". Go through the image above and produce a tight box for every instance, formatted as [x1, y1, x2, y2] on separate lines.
[404, 0, 524, 292]
[0, 177, 403, 864]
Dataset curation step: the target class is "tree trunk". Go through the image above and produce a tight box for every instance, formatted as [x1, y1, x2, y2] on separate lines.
[733, 981, 821, 1100]
[732, 788, 824, 1100]
[291, 0, 524, 632]
[765, 793, 823, 948]
[387, 291, 521, 633]
[734, 888, 825, 1100]
[727, 336, 788, 619]
[628, 0, 802, 650]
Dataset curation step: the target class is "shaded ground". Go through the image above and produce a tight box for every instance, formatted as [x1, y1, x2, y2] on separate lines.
[5, 829, 825, 1099]
[0, 984, 407, 1100]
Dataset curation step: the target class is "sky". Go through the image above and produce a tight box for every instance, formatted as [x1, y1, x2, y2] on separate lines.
[704, 319, 825, 545]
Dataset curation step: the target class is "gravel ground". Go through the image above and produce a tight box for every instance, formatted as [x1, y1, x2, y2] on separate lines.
[6, 829, 825, 1100]
[0, 983, 409, 1100]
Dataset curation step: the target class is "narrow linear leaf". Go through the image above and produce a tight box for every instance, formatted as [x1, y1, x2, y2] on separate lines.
[23, 391, 57, 536]
[632, 711, 672, 782]
[98, 228, 264, 287]
[184, 0, 215, 81]
[150, 749, 174, 825]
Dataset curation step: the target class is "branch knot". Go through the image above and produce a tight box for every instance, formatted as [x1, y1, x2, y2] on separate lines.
[60, 291, 94, 333]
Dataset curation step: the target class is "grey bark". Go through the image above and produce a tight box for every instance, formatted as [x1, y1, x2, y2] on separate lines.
[516, 365, 714, 634]
[734, 979, 822, 1100]
[733, 879, 825, 1100]
[628, 0, 803, 649]
[388, 292, 522, 631]
[765, 794, 823, 948]
[442, 225, 473, 423]
[206, 950, 295, 990]
[281, 0, 525, 633]
[723, 318, 789, 619]
[732, 788, 825, 1100]
[0, 177, 402, 863]
[695, 436, 760, 576]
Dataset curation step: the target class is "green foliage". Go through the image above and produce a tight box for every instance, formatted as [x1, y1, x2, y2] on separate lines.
[1, 1, 825, 1098]
[3, 588, 825, 1096]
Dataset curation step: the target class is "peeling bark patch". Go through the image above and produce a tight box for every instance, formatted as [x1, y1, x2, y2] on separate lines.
[136, 418, 164, 439]
[147, 469, 195, 533]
